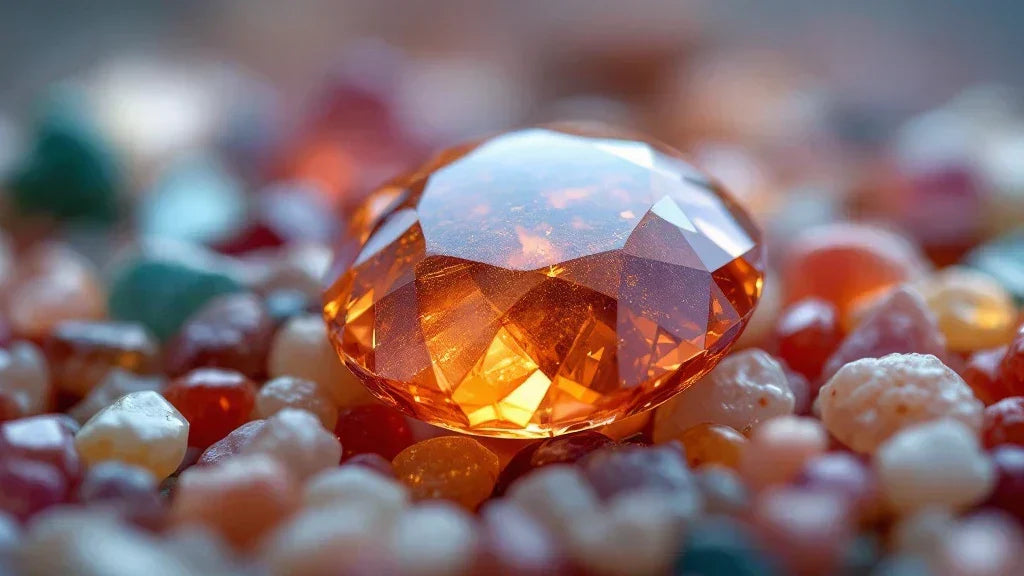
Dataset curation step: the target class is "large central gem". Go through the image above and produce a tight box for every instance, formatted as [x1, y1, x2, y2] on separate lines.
[323, 124, 764, 438]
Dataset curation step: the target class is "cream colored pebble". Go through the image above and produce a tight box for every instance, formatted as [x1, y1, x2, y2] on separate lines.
[241, 408, 341, 481]
[255, 376, 339, 430]
[875, 419, 995, 513]
[389, 503, 479, 576]
[654, 348, 794, 439]
[819, 353, 983, 454]
[268, 314, 371, 407]
[74, 390, 188, 480]
[303, 465, 409, 519]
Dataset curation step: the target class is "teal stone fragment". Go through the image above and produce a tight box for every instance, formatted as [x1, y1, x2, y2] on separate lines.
[674, 517, 780, 576]
[108, 246, 245, 341]
[6, 92, 120, 223]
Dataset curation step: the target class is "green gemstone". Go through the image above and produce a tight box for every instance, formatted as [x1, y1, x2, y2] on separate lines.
[108, 249, 244, 341]
[6, 93, 119, 223]
[674, 517, 780, 576]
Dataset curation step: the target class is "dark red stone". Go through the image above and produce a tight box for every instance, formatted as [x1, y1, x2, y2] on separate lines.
[334, 404, 414, 462]
[163, 368, 257, 449]
[493, 431, 615, 496]
[775, 299, 843, 382]
[983, 397, 1024, 449]
[985, 445, 1024, 521]
[164, 293, 274, 380]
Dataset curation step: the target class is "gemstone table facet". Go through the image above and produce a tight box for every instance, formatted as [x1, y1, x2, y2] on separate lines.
[323, 125, 764, 438]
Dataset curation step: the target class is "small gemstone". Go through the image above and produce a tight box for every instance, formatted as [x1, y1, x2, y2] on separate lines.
[917, 267, 1017, 353]
[77, 462, 164, 530]
[323, 124, 764, 438]
[493, 431, 614, 496]
[269, 314, 371, 408]
[0, 459, 69, 521]
[303, 465, 409, 514]
[256, 376, 339, 430]
[43, 320, 159, 398]
[982, 397, 1024, 448]
[164, 293, 275, 380]
[163, 368, 257, 449]
[740, 416, 828, 490]
[774, 298, 842, 382]
[963, 346, 1011, 405]
[819, 353, 982, 454]
[393, 436, 500, 510]
[984, 445, 1024, 521]
[75, 390, 189, 480]
[0, 415, 81, 482]
[0, 342, 51, 420]
[67, 368, 165, 425]
[197, 420, 267, 466]
[334, 404, 414, 461]
[240, 408, 341, 481]
[676, 423, 747, 470]
[674, 516, 781, 576]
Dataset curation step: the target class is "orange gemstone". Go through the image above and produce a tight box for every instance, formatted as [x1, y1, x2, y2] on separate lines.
[323, 125, 764, 438]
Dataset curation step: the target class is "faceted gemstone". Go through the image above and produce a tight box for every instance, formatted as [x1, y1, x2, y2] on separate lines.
[393, 436, 501, 510]
[164, 293, 274, 380]
[43, 320, 159, 398]
[163, 368, 256, 449]
[323, 125, 764, 438]
[676, 423, 747, 471]
[774, 298, 842, 383]
[334, 404, 414, 461]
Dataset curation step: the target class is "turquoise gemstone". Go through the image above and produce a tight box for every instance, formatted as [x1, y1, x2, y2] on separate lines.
[965, 229, 1024, 303]
[674, 517, 779, 576]
[108, 248, 244, 341]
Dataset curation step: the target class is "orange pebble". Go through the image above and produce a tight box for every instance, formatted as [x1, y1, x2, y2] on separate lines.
[393, 436, 500, 510]
[172, 454, 300, 550]
[782, 223, 926, 318]
[677, 423, 747, 470]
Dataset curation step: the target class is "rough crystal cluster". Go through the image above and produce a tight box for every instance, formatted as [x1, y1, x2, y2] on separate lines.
[324, 125, 764, 438]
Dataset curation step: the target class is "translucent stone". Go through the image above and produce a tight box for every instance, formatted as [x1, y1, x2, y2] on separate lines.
[795, 452, 880, 523]
[938, 512, 1024, 576]
[506, 465, 602, 541]
[0, 415, 81, 482]
[0, 342, 50, 420]
[654, 348, 794, 438]
[7, 243, 107, 340]
[77, 462, 164, 530]
[389, 503, 479, 576]
[781, 223, 926, 320]
[75, 390, 189, 479]
[0, 459, 68, 521]
[256, 376, 338, 430]
[164, 292, 274, 379]
[494, 431, 614, 496]
[68, 369, 165, 425]
[43, 320, 159, 398]
[676, 423, 747, 470]
[820, 353, 983, 453]
[172, 453, 300, 550]
[304, 465, 409, 516]
[982, 397, 1024, 448]
[268, 314, 370, 407]
[393, 436, 500, 510]
[740, 416, 828, 490]
[984, 446, 1024, 522]
[163, 368, 256, 449]
[963, 347, 1010, 405]
[774, 298, 842, 382]
[875, 419, 995, 512]
[196, 419, 265, 466]
[334, 404, 414, 461]
[917, 267, 1017, 353]
[822, 287, 948, 380]
[323, 125, 764, 438]
[240, 408, 341, 481]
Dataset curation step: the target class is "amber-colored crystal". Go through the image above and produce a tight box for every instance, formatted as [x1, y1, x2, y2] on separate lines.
[323, 125, 764, 438]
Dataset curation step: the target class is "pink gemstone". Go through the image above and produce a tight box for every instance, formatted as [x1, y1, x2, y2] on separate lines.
[0, 459, 68, 521]
[0, 415, 81, 482]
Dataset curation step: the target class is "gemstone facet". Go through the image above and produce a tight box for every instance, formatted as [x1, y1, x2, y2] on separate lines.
[324, 125, 764, 438]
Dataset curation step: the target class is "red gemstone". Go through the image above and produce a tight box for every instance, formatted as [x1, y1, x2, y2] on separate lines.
[998, 329, 1024, 396]
[164, 369, 257, 449]
[164, 293, 275, 380]
[983, 397, 1024, 449]
[334, 404, 414, 461]
[964, 347, 1011, 405]
[775, 299, 842, 382]
[985, 445, 1024, 521]
[493, 431, 614, 496]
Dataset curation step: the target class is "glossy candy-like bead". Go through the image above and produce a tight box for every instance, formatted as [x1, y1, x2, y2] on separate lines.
[982, 397, 1024, 448]
[782, 223, 927, 319]
[268, 314, 370, 407]
[822, 287, 948, 380]
[740, 416, 828, 490]
[819, 353, 983, 453]
[164, 293, 274, 380]
[580, 443, 698, 504]
[163, 368, 256, 449]
[67, 369, 165, 425]
[240, 408, 341, 481]
[172, 453, 300, 550]
[875, 419, 994, 512]
[918, 267, 1018, 353]
[0, 415, 81, 482]
[963, 347, 1011, 405]
[393, 436, 500, 510]
[256, 376, 338, 430]
[654, 349, 794, 439]
[983, 446, 1024, 522]
[75, 390, 189, 480]
[334, 404, 414, 461]
[43, 320, 159, 398]
[493, 431, 614, 496]
[0, 342, 50, 420]
[197, 420, 266, 466]
[677, 423, 747, 471]
[774, 298, 843, 382]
